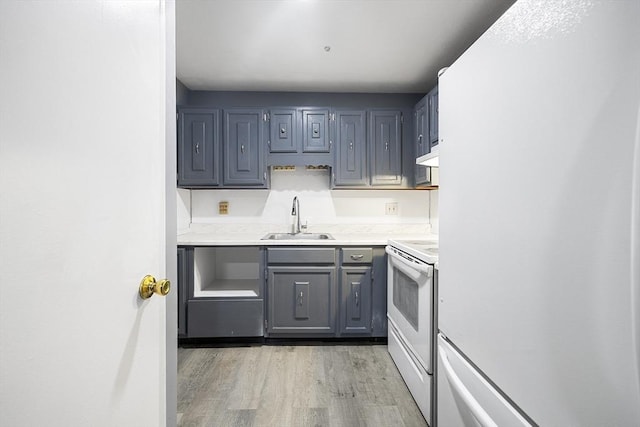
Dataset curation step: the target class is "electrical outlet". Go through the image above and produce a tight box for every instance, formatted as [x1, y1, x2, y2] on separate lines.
[219, 201, 229, 215]
[385, 202, 398, 215]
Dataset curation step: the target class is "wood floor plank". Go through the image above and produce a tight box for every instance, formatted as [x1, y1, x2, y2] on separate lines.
[178, 343, 428, 427]
[362, 404, 408, 427]
[252, 346, 296, 426]
[227, 346, 271, 410]
[291, 407, 330, 427]
[291, 346, 329, 409]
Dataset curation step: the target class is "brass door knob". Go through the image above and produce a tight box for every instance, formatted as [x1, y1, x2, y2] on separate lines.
[139, 275, 171, 299]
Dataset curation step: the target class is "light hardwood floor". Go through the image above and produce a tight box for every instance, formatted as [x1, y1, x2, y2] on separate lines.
[178, 343, 428, 427]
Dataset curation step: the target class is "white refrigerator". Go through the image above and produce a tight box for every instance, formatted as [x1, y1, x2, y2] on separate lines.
[437, 0, 640, 426]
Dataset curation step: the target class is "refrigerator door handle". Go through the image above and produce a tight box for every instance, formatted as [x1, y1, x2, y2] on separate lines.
[438, 344, 498, 427]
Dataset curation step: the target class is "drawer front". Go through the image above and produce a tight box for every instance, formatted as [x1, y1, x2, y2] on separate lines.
[342, 248, 373, 264]
[267, 247, 335, 264]
[187, 299, 264, 338]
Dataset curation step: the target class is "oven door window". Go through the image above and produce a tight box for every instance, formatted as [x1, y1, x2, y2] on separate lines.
[392, 267, 419, 331]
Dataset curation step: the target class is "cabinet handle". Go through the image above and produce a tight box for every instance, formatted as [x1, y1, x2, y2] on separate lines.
[349, 141, 353, 150]
[385, 142, 389, 151]
[418, 135, 423, 144]
[355, 291, 359, 306]
[350, 254, 364, 260]
[195, 143, 200, 154]
[298, 291, 304, 306]
[241, 144, 245, 154]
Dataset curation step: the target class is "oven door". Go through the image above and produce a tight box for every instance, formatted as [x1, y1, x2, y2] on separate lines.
[386, 245, 434, 373]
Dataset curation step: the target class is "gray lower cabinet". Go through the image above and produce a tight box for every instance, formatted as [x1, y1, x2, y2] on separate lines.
[183, 246, 265, 338]
[179, 245, 387, 339]
[177, 108, 221, 187]
[370, 247, 388, 337]
[339, 247, 375, 335]
[267, 266, 336, 335]
[340, 266, 372, 334]
[266, 247, 336, 336]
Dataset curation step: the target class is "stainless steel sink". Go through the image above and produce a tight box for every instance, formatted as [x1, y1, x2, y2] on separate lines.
[261, 232, 334, 241]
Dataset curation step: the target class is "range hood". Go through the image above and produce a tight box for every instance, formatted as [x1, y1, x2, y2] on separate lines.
[416, 146, 439, 167]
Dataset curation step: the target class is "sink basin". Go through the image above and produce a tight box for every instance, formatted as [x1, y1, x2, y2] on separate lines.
[261, 232, 334, 241]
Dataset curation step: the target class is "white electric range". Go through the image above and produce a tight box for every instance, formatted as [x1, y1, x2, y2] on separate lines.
[386, 239, 438, 425]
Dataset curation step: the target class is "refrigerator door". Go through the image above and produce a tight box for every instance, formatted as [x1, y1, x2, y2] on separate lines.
[437, 334, 532, 427]
[439, 0, 640, 426]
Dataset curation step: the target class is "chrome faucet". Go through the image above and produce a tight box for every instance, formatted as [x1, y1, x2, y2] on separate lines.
[291, 196, 301, 234]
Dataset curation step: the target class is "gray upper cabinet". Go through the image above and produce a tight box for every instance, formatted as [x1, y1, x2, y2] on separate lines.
[223, 108, 267, 187]
[428, 85, 439, 147]
[369, 110, 402, 186]
[414, 96, 430, 186]
[266, 107, 333, 166]
[302, 108, 331, 153]
[333, 110, 367, 187]
[177, 108, 221, 187]
[415, 96, 429, 158]
[268, 108, 298, 153]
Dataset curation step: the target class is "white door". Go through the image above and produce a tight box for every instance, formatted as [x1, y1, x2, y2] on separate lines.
[0, 2, 176, 426]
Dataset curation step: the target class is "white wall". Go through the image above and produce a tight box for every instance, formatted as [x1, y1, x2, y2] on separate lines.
[429, 189, 439, 234]
[178, 169, 435, 232]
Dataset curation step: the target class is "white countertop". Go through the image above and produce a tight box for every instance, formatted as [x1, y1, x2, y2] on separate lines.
[178, 223, 438, 247]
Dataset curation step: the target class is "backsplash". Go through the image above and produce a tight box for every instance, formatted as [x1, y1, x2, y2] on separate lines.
[178, 169, 437, 233]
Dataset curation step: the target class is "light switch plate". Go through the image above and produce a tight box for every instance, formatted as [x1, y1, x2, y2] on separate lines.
[219, 201, 229, 215]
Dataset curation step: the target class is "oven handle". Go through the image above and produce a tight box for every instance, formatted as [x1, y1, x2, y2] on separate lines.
[385, 246, 433, 281]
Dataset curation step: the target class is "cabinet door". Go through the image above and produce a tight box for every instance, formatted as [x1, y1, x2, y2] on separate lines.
[340, 266, 372, 335]
[414, 97, 430, 185]
[415, 98, 429, 157]
[223, 108, 266, 187]
[302, 108, 330, 153]
[428, 86, 439, 147]
[369, 110, 402, 186]
[334, 110, 367, 187]
[268, 266, 335, 334]
[268, 109, 298, 153]
[178, 108, 220, 187]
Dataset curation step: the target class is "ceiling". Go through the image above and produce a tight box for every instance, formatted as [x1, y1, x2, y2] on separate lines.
[177, 0, 515, 94]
